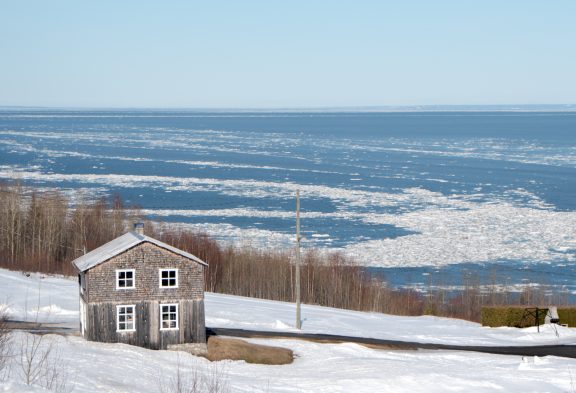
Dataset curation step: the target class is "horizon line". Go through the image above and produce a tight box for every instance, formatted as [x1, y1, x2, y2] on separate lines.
[1, 104, 575, 113]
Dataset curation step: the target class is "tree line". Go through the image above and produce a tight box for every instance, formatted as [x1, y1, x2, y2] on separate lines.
[0, 182, 566, 321]
[0, 183, 131, 276]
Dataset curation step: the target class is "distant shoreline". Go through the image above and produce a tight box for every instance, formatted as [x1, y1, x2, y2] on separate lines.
[1, 105, 576, 113]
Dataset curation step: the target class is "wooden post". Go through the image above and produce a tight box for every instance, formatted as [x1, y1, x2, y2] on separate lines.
[295, 189, 302, 330]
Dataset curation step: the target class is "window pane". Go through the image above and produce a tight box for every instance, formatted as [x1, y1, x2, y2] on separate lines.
[118, 271, 134, 288]
[118, 306, 135, 331]
[160, 270, 177, 287]
[160, 305, 177, 329]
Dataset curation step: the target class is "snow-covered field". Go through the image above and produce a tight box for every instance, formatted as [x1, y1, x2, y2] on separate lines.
[2, 268, 576, 392]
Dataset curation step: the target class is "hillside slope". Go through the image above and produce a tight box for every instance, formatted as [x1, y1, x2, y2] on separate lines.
[1, 268, 575, 392]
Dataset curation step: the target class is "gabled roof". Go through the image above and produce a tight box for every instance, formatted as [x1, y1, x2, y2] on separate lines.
[72, 231, 208, 272]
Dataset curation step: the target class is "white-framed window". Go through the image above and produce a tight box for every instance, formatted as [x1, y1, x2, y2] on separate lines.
[116, 305, 136, 332]
[116, 269, 135, 289]
[160, 303, 178, 330]
[159, 268, 178, 288]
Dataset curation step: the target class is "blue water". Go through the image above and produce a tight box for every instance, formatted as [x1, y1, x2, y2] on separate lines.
[1, 109, 575, 293]
[368, 261, 576, 297]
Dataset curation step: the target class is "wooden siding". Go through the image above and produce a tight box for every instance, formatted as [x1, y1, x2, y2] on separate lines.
[84, 242, 204, 304]
[85, 299, 205, 350]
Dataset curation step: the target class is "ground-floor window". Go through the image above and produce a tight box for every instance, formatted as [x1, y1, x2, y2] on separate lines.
[160, 303, 178, 330]
[117, 305, 136, 332]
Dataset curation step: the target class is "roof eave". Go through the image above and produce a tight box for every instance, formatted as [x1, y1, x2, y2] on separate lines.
[71, 232, 208, 272]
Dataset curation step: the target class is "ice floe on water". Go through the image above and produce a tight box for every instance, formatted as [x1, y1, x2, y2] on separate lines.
[168, 199, 576, 268]
[1, 169, 575, 268]
[366, 138, 576, 168]
[166, 222, 296, 249]
[346, 201, 576, 267]
[3, 141, 346, 175]
[1, 111, 575, 275]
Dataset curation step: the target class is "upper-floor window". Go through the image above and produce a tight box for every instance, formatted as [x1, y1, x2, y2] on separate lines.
[116, 269, 135, 289]
[159, 268, 178, 288]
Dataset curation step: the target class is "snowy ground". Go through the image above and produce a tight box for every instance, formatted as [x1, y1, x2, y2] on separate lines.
[2, 268, 576, 392]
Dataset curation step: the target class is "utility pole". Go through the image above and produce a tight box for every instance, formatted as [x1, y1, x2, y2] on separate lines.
[295, 189, 302, 329]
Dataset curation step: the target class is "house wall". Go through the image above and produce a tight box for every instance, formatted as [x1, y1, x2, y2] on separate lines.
[84, 242, 204, 304]
[82, 241, 206, 348]
[85, 299, 206, 349]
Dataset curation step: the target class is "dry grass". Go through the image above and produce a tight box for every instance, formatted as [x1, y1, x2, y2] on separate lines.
[206, 336, 293, 365]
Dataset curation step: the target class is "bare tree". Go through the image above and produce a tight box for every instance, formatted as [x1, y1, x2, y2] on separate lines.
[0, 182, 25, 267]
[19, 332, 51, 386]
[17, 332, 73, 392]
[15, 282, 74, 392]
[157, 354, 230, 393]
[0, 305, 11, 380]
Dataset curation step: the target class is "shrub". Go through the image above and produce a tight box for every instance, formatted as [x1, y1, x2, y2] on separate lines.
[157, 353, 230, 393]
[0, 306, 11, 379]
[557, 308, 576, 327]
[481, 306, 548, 327]
[480, 306, 576, 328]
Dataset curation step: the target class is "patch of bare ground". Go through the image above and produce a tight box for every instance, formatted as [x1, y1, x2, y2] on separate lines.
[206, 336, 293, 365]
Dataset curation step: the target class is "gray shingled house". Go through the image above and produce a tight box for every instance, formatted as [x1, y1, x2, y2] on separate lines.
[72, 223, 207, 350]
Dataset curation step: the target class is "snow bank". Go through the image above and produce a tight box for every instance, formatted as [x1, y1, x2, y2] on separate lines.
[2, 268, 575, 347]
[0, 269, 78, 324]
[2, 268, 576, 392]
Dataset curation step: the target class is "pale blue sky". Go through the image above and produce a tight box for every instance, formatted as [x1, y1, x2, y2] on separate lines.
[0, 1, 574, 108]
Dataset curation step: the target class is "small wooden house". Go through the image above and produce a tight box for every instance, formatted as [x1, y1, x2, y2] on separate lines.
[72, 223, 207, 350]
